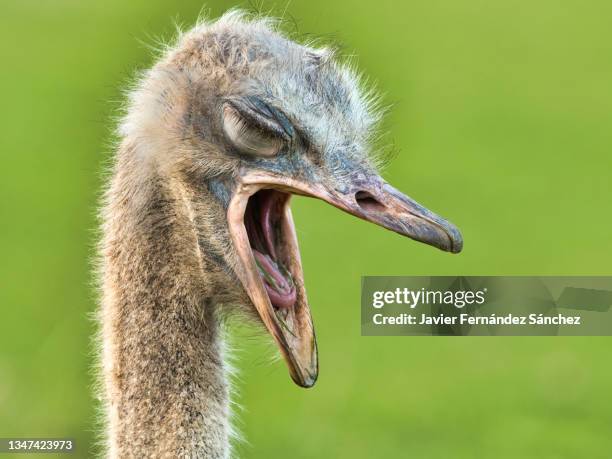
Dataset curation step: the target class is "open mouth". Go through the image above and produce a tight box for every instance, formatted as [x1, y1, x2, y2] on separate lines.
[244, 190, 297, 310]
[227, 170, 463, 389]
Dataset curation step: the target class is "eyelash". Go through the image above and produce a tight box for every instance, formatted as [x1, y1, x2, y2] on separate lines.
[234, 116, 276, 140]
[223, 104, 285, 157]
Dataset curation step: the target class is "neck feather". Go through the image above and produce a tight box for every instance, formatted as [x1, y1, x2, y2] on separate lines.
[98, 144, 230, 458]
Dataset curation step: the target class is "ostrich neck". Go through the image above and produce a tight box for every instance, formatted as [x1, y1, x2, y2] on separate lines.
[100, 151, 230, 458]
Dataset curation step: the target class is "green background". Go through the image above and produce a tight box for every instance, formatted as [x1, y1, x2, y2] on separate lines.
[1, 1, 611, 457]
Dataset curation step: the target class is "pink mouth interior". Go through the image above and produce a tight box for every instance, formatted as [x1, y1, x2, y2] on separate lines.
[245, 190, 297, 309]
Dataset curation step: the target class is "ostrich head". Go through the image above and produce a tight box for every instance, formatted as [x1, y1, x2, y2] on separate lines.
[122, 13, 462, 389]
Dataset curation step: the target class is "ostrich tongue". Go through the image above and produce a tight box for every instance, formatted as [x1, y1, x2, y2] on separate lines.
[245, 189, 296, 309]
[253, 251, 296, 309]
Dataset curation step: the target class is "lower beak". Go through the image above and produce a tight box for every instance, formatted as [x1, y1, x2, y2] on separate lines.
[227, 170, 462, 388]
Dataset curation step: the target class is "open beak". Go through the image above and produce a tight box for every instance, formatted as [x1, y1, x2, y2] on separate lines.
[227, 169, 462, 388]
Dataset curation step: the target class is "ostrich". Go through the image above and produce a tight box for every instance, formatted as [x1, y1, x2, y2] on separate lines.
[98, 11, 462, 458]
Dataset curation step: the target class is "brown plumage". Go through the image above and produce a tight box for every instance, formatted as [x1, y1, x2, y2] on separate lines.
[98, 10, 462, 458]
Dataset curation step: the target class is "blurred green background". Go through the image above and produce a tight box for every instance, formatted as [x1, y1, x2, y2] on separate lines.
[1, 1, 611, 458]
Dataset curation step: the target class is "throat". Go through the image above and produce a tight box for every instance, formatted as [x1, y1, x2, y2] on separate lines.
[244, 190, 296, 309]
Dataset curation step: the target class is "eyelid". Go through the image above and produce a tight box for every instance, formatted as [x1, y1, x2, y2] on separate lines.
[223, 104, 284, 157]
[243, 96, 295, 139]
[225, 98, 293, 141]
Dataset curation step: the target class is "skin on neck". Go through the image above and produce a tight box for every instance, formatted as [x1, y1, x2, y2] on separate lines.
[99, 144, 232, 458]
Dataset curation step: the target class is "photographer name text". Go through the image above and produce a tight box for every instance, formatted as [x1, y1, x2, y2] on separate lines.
[372, 312, 581, 326]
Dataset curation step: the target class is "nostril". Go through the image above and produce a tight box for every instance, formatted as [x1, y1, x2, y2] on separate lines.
[355, 191, 386, 212]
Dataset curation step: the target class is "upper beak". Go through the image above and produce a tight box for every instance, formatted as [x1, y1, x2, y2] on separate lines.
[227, 169, 462, 389]
[330, 179, 463, 253]
[244, 170, 463, 254]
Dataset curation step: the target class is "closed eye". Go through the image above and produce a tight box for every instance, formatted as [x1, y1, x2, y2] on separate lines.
[223, 102, 286, 157]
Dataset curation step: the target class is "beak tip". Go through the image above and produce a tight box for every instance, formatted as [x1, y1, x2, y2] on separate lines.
[446, 224, 463, 254]
[291, 368, 318, 388]
[297, 378, 317, 389]
[449, 229, 463, 254]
